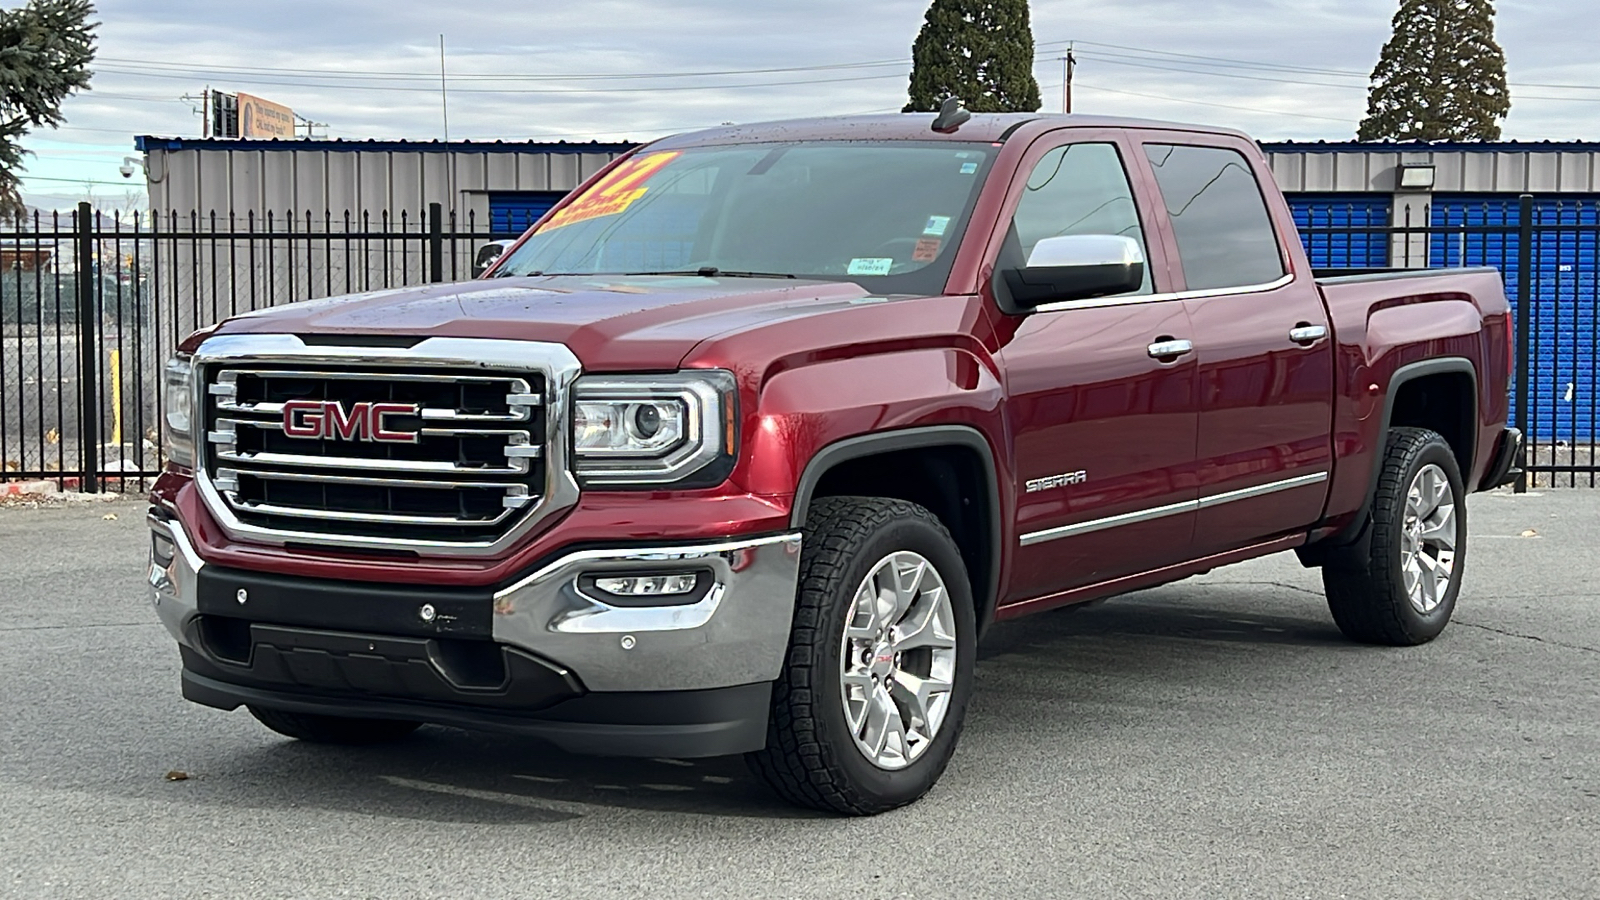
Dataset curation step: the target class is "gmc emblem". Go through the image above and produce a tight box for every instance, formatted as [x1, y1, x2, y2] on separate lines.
[281, 400, 419, 443]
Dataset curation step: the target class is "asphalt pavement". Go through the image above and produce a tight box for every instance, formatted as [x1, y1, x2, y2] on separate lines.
[1, 490, 1596, 899]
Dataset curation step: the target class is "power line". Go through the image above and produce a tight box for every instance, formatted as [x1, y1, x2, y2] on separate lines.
[1078, 55, 1367, 91]
[93, 64, 909, 93]
[1074, 82, 1355, 124]
[95, 55, 914, 82]
[19, 174, 141, 186]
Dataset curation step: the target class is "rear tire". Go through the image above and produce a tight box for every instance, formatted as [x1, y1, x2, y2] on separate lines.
[1324, 427, 1467, 646]
[747, 496, 977, 816]
[248, 706, 422, 745]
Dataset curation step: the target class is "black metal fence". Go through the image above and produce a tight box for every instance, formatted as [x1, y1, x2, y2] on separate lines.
[0, 202, 513, 492]
[3, 195, 1598, 494]
[1300, 193, 1600, 489]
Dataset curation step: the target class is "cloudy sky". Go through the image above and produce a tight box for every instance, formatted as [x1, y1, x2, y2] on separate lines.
[19, 0, 1600, 208]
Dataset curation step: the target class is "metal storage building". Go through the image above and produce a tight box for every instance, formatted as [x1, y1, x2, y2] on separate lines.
[134, 136, 634, 232]
[1265, 141, 1600, 444]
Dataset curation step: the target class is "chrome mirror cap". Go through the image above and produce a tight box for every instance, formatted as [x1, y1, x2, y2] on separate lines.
[1025, 234, 1146, 269]
[1005, 234, 1147, 309]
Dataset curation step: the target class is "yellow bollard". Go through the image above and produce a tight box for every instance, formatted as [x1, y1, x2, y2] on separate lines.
[109, 348, 123, 447]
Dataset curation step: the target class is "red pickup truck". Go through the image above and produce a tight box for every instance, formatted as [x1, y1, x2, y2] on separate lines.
[148, 109, 1519, 816]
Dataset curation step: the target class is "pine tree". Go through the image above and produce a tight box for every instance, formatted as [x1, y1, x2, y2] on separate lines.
[1358, 0, 1509, 142]
[904, 0, 1041, 114]
[0, 0, 97, 218]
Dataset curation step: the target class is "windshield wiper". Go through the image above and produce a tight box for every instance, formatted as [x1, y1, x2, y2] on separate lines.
[626, 267, 796, 279]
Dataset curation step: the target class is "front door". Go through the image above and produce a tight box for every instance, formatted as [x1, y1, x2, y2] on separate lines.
[995, 134, 1200, 606]
[1136, 139, 1336, 556]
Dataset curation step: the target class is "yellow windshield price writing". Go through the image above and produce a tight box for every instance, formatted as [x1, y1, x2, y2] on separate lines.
[539, 152, 681, 231]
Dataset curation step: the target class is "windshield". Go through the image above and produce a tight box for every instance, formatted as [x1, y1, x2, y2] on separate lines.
[493, 141, 996, 295]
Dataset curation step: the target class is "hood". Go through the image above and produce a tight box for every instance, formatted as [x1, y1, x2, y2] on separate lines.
[213, 275, 890, 370]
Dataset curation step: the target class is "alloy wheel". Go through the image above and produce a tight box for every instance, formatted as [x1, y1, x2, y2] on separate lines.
[838, 551, 958, 770]
[1401, 463, 1458, 615]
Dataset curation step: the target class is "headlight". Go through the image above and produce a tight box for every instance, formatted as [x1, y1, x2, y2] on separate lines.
[572, 371, 736, 486]
[162, 356, 195, 468]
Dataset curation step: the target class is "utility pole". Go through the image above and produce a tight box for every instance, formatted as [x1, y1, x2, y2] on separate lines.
[439, 35, 454, 217]
[1063, 44, 1076, 114]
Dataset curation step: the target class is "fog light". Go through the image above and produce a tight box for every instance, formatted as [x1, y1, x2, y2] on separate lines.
[151, 531, 176, 567]
[594, 573, 699, 597]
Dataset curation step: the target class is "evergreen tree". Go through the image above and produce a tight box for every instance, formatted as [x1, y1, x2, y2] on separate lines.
[1358, 0, 1509, 141]
[904, 0, 1041, 114]
[0, 0, 97, 218]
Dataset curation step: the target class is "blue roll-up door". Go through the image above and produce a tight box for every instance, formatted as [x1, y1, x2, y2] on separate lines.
[1431, 197, 1600, 442]
[1289, 195, 1392, 269]
[488, 191, 569, 235]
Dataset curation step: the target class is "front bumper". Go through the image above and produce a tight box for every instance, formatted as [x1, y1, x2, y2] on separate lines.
[148, 512, 802, 756]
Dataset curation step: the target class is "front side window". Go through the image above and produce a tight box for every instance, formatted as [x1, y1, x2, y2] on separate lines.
[1144, 144, 1285, 291]
[1010, 142, 1152, 295]
[493, 142, 996, 296]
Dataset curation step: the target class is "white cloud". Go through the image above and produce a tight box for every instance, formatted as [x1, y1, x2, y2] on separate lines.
[20, 0, 1600, 204]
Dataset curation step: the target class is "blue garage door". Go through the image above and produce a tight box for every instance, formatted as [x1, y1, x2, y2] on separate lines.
[1431, 197, 1600, 442]
[1289, 195, 1392, 269]
[488, 191, 569, 235]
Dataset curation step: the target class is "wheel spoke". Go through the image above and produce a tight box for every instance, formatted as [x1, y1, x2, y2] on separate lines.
[1420, 504, 1456, 550]
[893, 591, 956, 652]
[1415, 467, 1437, 517]
[860, 685, 901, 758]
[1426, 467, 1450, 514]
[841, 669, 875, 695]
[1416, 551, 1440, 610]
[890, 557, 926, 625]
[844, 582, 882, 641]
[891, 670, 951, 732]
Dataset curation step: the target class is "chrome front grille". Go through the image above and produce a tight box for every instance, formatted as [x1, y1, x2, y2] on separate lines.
[191, 335, 581, 555]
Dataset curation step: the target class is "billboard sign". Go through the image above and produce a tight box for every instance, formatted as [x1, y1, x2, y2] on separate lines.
[238, 93, 295, 139]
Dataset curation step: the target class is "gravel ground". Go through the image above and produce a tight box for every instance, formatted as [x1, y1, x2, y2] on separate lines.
[0, 489, 1596, 899]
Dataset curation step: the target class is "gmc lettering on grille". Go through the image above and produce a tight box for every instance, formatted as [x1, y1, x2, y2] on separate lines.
[281, 400, 420, 443]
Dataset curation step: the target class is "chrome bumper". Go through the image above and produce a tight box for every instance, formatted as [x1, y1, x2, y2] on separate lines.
[148, 514, 803, 694]
[149, 512, 206, 646]
[491, 533, 802, 691]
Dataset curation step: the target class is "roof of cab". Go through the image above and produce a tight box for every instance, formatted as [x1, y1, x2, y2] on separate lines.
[649, 113, 1249, 150]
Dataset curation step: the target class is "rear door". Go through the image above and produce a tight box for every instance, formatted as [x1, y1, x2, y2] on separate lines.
[995, 131, 1199, 605]
[1133, 136, 1336, 555]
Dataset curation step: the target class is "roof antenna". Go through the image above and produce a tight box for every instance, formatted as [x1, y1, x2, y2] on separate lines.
[930, 97, 972, 134]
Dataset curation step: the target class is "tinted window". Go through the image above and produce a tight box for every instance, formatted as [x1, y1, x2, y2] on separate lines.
[1011, 142, 1151, 295]
[494, 142, 994, 296]
[1144, 144, 1285, 291]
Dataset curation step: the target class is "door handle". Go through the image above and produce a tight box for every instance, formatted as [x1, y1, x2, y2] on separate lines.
[1147, 338, 1194, 360]
[1289, 323, 1329, 345]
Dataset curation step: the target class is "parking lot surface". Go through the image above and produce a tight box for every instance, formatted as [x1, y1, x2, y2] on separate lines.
[1, 490, 1596, 899]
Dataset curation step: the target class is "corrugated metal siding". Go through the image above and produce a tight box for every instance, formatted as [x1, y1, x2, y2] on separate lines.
[1289, 195, 1392, 268]
[143, 144, 626, 228]
[1431, 196, 1600, 441]
[1264, 147, 1600, 194]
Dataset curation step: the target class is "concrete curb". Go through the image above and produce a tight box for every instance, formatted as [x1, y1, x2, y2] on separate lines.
[1, 479, 63, 497]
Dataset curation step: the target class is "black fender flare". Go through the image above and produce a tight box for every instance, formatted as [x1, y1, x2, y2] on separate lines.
[790, 425, 1004, 633]
[1302, 356, 1477, 565]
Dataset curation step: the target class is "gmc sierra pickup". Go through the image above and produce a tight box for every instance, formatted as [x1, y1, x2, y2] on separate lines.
[148, 107, 1520, 816]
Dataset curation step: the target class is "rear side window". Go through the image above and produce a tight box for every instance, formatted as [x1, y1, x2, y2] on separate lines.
[1144, 144, 1285, 291]
[1011, 142, 1152, 295]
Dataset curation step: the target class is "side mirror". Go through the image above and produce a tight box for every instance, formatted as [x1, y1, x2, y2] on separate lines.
[473, 240, 511, 278]
[1003, 234, 1146, 307]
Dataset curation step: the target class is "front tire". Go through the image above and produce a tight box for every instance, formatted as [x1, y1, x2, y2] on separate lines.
[747, 496, 977, 815]
[1324, 427, 1468, 646]
[248, 706, 422, 745]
